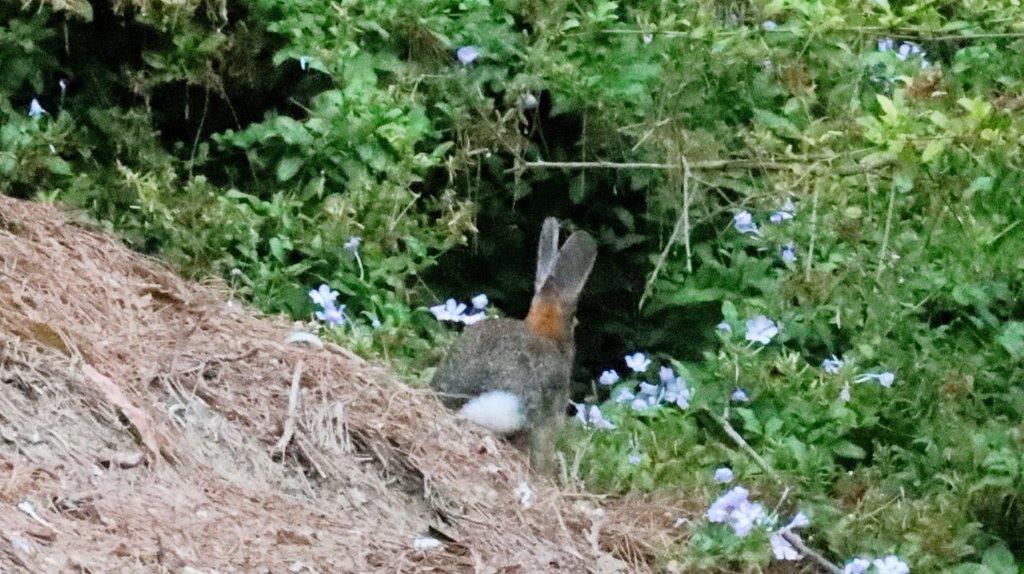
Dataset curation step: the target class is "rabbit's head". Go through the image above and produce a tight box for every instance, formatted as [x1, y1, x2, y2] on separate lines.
[525, 218, 597, 348]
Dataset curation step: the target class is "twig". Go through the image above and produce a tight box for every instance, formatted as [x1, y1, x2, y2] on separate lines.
[708, 410, 782, 483]
[512, 155, 887, 177]
[875, 177, 897, 281]
[638, 156, 693, 310]
[804, 180, 820, 282]
[17, 501, 58, 533]
[275, 360, 304, 452]
[781, 531, 843, 573]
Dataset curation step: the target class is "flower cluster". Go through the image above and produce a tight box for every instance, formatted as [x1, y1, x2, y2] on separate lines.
[604, 356, 693, 413]
[734, 199, 799, 265]
[706, 486, 767, 537]
[309, 284, 346, 327]
[877, 38, 928, 68]
[843, 555, 910, 574]
[430, 294, 488, 325]
[572, 402, 616, 430]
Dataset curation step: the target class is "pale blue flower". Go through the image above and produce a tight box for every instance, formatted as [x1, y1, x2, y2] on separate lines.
[731, 388, 749, 402]
[663, 380, 691, 409]
[781, 244, 797, 265]
[733, 211, 759, 234]
[628, 451, 642, 465]
[460, 311, 487, 325]
[714, 467, 734, 484]
[855, 371, 895, 388]
[572, 401, 588, 425]
[631, 397, 652, 411]
[471, 293, 489, 309]
[745, 315, 779, 344]
[843, 558, 871, 574]
[371, 318, 382, 328]
[625, 352, 651, 372]
[762, 20, 778, 31]
[344, 236, 361, 253]
[877, 38, 895, 52]
[430, 298, 467, 322]
[456, 46, 480, 65]
[716, 321, 733, 334]
[873, 556, 909, 574]
[599, 369, 620, 386]
[309, 284, 339, 307]
[659, 366, 676, 384]
[839, 383, 852, 402]
[770, 533, 801, 560]
[588, 405, 616, 430]
[638, 381, 660, 398]
[28, 99, 47, 118]
[59, 79, 67, 94]
[822, 355, 844, 374]
[521, 92, 538, 110]
[316, 302, 347, 327]
[614, 388, 635, 403]
[769, 211, 793, 224]
[896, 42, 922, 61]
[706, 486, 749, 523]
[730, 500, 766, 536]
[783, 512, 810, 530]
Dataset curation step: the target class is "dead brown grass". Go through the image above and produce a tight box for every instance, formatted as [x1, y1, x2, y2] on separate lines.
[0, 197, 699, 572]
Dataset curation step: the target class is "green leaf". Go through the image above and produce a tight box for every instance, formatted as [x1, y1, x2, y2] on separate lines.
[752, 108, 800, 138]
[832, 441, 867, 459]
[276, 156, 302, 182]
[41, 156, 72, 176]
[996, 322, 1024, 359]
[876, 95, 899, 120]
[921, 140, 945, 163]
[981, 544, 1016, 574]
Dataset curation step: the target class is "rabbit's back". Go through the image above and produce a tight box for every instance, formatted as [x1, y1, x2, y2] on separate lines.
[433, 318, 571, 421]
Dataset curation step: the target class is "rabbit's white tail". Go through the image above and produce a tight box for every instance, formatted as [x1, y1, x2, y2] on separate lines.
[458, 390, 524, 435]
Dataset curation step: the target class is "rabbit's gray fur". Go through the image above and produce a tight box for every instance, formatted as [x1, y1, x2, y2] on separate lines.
[431, 217, 597, 469]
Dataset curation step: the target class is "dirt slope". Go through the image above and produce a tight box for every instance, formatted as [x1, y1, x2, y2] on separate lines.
[0, 197, 687, 573]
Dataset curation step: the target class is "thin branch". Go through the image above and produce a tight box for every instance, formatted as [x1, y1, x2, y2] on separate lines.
[875, 177, 897, 281]
[513, 155, 887, 176]
[638, 156, 693, 310]
[275, 360, 304, 453]
[781, 531, 843, 574]
[708, 410, 781, 483]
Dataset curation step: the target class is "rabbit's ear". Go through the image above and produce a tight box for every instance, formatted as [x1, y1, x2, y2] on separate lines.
[535, 217, 560, 292]
[539, 230, 597, 305]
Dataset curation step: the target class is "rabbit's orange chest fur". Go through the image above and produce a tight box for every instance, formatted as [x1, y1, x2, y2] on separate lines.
[525, 298, 570, 345]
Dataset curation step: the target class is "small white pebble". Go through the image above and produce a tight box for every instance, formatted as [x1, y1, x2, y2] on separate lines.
[413, 535, 442, 552]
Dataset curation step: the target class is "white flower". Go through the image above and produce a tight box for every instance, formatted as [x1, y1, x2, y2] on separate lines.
[770, 533, 802, 560]
[642, 33, 654, 44]
[873, 555, 910, 574]
[839, 383, 852, 402]
[733, 211, 759, 234]
[521, 92, 538, 110]
[28, 99, 47, 118]
[413, 535, 442, 551]
[822, 355, 845, 374]
[745, 315, 779, 345]
[471, 293, 489, 309]
[299, 56, 308, 70]
[714, 467, 734, 484]
[599, 369, 620, 386]
[430, 298, 467, 322]
[625, 352, 651, 372]
[59, 79, 67, 94]
[843, 558, 871, 574]
[731, 388, 750, 402]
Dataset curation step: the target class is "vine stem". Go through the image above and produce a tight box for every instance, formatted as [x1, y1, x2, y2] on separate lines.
[638, 156, 692, 310]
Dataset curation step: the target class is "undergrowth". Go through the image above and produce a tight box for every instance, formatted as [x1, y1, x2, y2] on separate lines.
[3, 0, 1024, 570]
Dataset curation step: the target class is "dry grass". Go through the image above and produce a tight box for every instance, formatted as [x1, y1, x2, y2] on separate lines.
[0, 197, 696, 572]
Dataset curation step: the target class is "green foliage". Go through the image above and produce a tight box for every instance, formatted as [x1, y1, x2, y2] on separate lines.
[4, 0, 1024, 570]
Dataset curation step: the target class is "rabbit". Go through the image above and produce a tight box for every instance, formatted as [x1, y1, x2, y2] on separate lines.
[431, 217, 597, 470]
